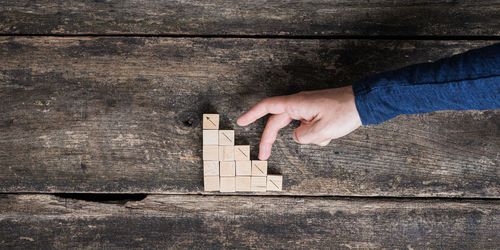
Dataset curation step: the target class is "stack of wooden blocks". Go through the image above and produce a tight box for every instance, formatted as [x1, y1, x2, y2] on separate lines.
[202, 114, 283, 192]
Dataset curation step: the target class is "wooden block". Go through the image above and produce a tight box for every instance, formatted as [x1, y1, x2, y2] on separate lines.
[220, 161, 235, 176]
[202, 130, 218, 145]
[203, 161, 219, 176]
[204, 176, 219, 191]
[218, 130, 234, 145]
[235, 176, 251, 192]
[251, 176, 267, 192]
[220, 177, 236, 192]
[267, 175, 283, 191]
[219, 145, 234, 161]
[251, 161, 267, 176]
[203, 145, 218, 161]
[234, 145, 250, 160]
[235, 161, 251, 176]
[202, 114, 219, 130]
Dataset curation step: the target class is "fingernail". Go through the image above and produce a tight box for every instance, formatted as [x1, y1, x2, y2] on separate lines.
[236, 118, 245, 126]
[259, 144, 270, 160]
[292, 131, 298, 143]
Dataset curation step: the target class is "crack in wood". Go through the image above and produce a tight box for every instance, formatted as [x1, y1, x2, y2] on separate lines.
[53, 193, 148, 205]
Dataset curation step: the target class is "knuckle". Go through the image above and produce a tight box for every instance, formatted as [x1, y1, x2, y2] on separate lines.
[285, 96, 305, 116]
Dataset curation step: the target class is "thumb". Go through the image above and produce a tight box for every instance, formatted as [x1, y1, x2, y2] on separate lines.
[292, 121, 317, 144]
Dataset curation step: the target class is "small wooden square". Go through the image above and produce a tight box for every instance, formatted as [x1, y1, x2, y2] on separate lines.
[219, 145, 234, 161]
[251, 176, 267, 192]
[203, 114, 219, 130]
[234, 145, 250, 160]
[204, 176, 219, 191]
[218, 130, 234, 145]
[203, 161, 219, 176]
[235, 161, 251, 176]
[235, 176, 251, 192]
[251, 161, 267, 176]
[203, 130, 219, 145]
[220, 177, 236, 192]
[267, 175, 283, 191]
[220, 161, 235, 176]
[203, 146, 219, 161]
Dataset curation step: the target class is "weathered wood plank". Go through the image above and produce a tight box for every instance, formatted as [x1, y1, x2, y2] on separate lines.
[1, 194, 499, 248]
[0, 0, 499, 36]
[0, 37, 498, 196]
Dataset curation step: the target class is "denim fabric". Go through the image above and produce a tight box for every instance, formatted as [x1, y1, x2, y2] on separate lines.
[353, 43, 500, 125]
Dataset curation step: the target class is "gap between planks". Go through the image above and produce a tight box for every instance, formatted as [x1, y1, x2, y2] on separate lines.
[3, 193, 500, 203]
[0, 34, 500, 40]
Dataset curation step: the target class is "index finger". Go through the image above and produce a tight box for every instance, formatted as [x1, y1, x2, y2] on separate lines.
[236, 96, 288, 126]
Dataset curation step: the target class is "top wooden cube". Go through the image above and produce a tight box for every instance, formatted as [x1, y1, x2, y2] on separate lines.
[203, 114, 219, 130]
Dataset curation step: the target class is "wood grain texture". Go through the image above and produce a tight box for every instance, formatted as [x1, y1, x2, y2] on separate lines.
[1, 194, 499, 248]
[0, 0, 499, 36]
[0, 37, 498, 196]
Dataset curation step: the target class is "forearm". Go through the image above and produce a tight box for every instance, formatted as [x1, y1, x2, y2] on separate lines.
[353, 43, 500, 125]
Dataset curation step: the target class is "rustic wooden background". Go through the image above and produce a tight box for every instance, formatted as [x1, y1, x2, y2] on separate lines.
[0, 0, 499, 248]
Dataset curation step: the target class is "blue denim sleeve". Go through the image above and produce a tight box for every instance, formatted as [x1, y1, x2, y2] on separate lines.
[352, 43, 500, 125]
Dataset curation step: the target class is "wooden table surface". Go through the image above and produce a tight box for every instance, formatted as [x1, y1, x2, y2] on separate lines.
[1, 0, 499, 248]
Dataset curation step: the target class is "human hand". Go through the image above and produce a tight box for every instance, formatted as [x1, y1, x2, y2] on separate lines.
[237, 86, 362, 160]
